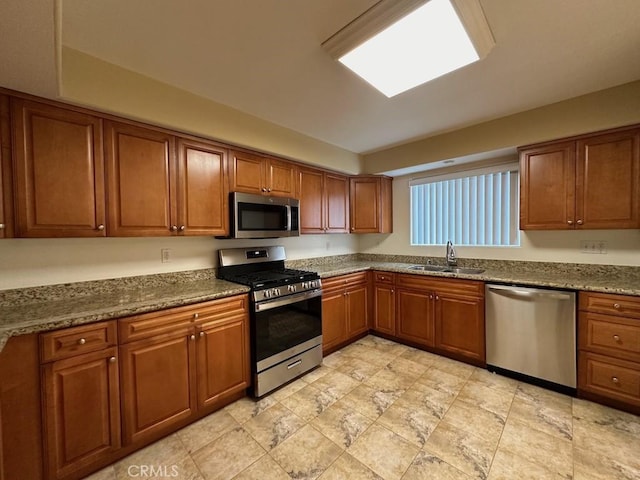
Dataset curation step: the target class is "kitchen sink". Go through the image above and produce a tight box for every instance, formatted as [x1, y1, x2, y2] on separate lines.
[407, 265, 485, 275]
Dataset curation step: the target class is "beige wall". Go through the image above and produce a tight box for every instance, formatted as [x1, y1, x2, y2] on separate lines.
[60, 48, 362, 174]
[358, 175, 640, 266]
[363, 80, 640, 174]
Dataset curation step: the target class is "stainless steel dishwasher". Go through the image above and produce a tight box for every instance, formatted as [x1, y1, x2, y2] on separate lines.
[485, 284, 577, 392]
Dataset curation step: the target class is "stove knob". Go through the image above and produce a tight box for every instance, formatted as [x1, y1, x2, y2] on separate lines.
[274, 288, 281, 296]
[301, 281, 308, 289]
[288, 285, 297, 293]
[264, 290, 272, 299]
[310, 280, 318, 288]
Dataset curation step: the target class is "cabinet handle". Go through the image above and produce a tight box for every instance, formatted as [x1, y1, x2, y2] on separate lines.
[199, 331, 205, 338]
[435, 295, 439, 301]
[261, 187, 267, 192]
[96, 224, 105, 231]
[267, 188, 272, 192]
[391, 289, 394, 293]
[576, 219, 583, 225]
[109, 356, 116, 364]
[170, 225, 178, 232]
[613, 303, 621, 309]
[189, 334, 196, 341]
[78, 338, 86, 345]
[193, 313, 199, 319]
[567, 220, 574, 225]
[0, 224, 4, 229]
[611, 376, 619, 384]
[613, 334, 621, 342]
[429, 294, 433, 299]
[179, 225, 186, 232]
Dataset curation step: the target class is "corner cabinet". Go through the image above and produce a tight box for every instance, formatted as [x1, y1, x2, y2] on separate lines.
[321, 272, 370, 354]
[520, 126, 640, 230]
[11, 98, 107, 237]
[298, 167, 349, 234]
[349, 176, 392, 233]
[230, 150, 297, 198]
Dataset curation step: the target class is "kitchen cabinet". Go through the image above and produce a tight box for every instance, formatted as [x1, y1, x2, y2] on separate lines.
[373, 272, 396, 336]
[298, 166, 349, 234]
[230, 150, 297, 198]
[519, 126, 640, 230]
[578, 292, 640, 414]
[39, 321, 120, 480]
[0, 335, 43, 480]
[12, 98, 106, 237]
[349, 176, 392, 233]
[118, 295, 249, 446]
[321, 272, 370, 354]
[395, 274, 485, 364]
[0, 95, 13, 238]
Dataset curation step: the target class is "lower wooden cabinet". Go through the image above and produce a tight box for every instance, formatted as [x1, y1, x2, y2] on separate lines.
[373, 272, 395, 336]
[321, 272, 370, 353]
[396, 287, 435, 347]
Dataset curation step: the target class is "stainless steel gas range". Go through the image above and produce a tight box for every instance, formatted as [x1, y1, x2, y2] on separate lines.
[217, 246, 322, 397]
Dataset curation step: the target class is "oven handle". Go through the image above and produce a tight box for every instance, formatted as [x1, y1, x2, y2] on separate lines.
[254, 288, 322, 312]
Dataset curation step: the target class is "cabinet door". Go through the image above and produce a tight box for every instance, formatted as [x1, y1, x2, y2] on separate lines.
[519, 142, 576, 230]
[196, 313, 250, 412]
[350, 177, 380, 233]
[322, 288, 347, 352]
[41, 347, 120, 480]
[299, 167, 325, 234]
[396, 289, 435, 347]
[105, 121, 176, 236]
[346, 284, 369, 337]
[374, 284, 395, 336]
[120, 332, 196, 446]
[267, 158, 297, 198]
[325, 173, 349, 233]
[0, 95, 12, 239]
[176, 138, 228, 236]
[434, 293, 485, 364]
[576, 129, 640, 229]
[230, 151, 265, 195]
[12, 99, 106, 237]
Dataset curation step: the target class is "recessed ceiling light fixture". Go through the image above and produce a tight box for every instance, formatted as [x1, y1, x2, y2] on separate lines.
[323, 0, 495, 97]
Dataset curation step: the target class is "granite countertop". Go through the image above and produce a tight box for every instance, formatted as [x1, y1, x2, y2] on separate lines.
[0, 273, 249, 353]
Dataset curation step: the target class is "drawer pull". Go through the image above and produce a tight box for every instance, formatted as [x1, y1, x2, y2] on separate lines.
[189, 334, 196, 341]
[78, 338, 86, 345]
[287, 359, 302, 369]
[199, 331, 205, 338]
[613, 303, 621, 309]
[193, 313, 199, 319]
[613, 334, 621, 342]
[611, 376, 619, 384]
[109, 356, 116, 364]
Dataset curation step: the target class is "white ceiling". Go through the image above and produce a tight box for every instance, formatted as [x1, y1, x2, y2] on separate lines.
[2, 0, 640, 157]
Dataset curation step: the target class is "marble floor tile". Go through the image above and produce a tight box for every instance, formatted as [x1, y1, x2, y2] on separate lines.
[498, 418, 573, 479]
[399, 346, 442, 368]
[223, 396, 277, 424]
[232, 454, 290, 480]
[573, 445, 640, 480]
[279, 383, 340, 421]
[455, 380, 514, 420]
[317, 452, 384, 480]
[403, 451, 473, 480]
[469, 369, 518, 394]
[429, 357, 475, 380]
[385, 356, 429, 378]
[310, 398, 374, 449]
[114, 434, 189, 479]
[310, 369, 361, 399]
[347, 423, 420, 480]
[300, 365, 333, 383]
[515, 382, 573, 409]
[177, 409, 240, 453]
[242, 402, 306, 451]
[320, 350, 352, 369]
[487, 448, 566, 480]
[423, 421, 496, 480]
[416, 365, 468, 396]
[364, 364, 418, 391]
[441, 399, 505, 447]
[335, 355, 384, 381]
[269, 377, 308, 401]
[269, 424, 342, 480]
[508, 396, 572, 441]
[395, 382, 456, 419]
[340, 343, 398, 366]
[191, 427, 265, 480]
[355, 335, 409, 357]
[376, 400, 440, 448]
[84, 465, 116, 480]
[339, 383, 404, 421]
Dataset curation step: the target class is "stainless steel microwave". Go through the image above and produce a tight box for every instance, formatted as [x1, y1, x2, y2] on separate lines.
[230, 192, 300, 238]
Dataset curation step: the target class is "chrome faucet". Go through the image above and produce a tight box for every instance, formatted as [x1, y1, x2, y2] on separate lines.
[446, 240, 457, 267]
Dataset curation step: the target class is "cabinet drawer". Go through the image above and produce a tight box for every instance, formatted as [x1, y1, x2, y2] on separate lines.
[374, 271, 395, 285]
[579, 352, 640, 406]
[40, 321, 117, 363]
[579, 312, 640, 362]
[579, 292, 640, 318]
[322, 272, 368, 290]
[396, 274, 483, 297]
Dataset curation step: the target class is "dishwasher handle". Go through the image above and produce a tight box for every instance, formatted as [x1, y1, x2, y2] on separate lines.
[487, 284, 574, 301]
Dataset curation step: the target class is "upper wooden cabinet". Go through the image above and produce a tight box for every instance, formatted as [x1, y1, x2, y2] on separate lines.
[106, 121, 229, 236]
[12, 99, 106, 237]
[298, 167, 349, 234]
[230, 150, 297, 198]
[520, 126, 640, 230]
[0, 95, 12, 238]
[349, 176, 392, 234]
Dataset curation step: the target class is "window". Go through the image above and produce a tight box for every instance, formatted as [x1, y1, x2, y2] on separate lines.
[410, 164, 520, 246]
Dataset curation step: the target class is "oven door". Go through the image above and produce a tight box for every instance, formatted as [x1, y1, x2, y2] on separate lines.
[253, 289, 322, 372]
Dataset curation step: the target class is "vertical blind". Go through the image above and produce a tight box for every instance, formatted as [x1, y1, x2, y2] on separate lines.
[410, 165, 520, 246]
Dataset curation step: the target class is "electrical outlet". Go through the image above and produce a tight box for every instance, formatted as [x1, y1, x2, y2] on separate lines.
[597, 241, 607, 254]
[580, 240, 607, 254]
[161, 248, 171, 263]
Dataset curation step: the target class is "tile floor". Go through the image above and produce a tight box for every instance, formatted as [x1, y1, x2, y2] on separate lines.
[88, 335, 640, 480]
